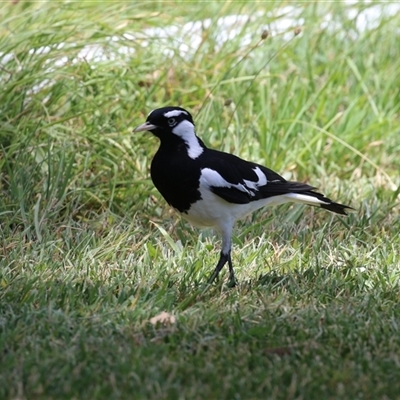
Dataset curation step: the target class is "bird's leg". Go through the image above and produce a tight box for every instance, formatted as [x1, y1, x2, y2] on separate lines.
[207, 251, 237, 287]
[227, 252, 236, 287]
[207, 222, 236, 286]
[207, 251, 229, 283]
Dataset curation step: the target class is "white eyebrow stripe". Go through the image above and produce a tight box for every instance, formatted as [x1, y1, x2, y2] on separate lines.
[164, 109, 189, 118]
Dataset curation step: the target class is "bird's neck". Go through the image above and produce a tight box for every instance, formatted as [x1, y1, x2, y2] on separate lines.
[182, 134, 205, 159]
[159, 133, 205, 160]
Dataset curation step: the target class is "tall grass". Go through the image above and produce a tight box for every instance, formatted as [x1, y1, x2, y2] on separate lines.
[1, 1, 399, 399]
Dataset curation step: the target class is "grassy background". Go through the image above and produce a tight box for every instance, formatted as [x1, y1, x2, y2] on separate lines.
[1, 1, 399, 399]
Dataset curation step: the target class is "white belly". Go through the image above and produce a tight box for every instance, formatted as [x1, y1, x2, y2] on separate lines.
[177, 184, 291, 231]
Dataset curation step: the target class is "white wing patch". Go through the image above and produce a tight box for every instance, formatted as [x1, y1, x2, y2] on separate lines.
[200, 166, 268, 196]
[200, 168, 230, 187]
[172, 120, 203, 159]
[164, 109, 189, 118]
[243, 167, 267, 191]
[201, 168, 249, 194]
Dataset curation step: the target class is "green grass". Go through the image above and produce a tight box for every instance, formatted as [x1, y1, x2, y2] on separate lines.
[1, 1, 400, 399]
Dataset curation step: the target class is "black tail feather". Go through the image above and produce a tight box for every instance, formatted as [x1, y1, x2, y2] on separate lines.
[320, 202, 354, 215]
[302, 189, 354, 215]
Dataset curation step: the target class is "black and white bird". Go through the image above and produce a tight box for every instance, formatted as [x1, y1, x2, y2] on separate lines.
[134, 106, 353, 285]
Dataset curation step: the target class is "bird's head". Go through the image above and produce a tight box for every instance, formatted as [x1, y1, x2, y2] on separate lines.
[133, 106, 204, 159]
[133, 106, 195, 139]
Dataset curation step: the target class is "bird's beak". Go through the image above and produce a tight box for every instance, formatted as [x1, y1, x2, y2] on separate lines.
[133, 121, 157, 133]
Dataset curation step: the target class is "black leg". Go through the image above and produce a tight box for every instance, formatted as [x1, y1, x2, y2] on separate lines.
[207, 224, 235, 285]
[207, 250, 236, 286]
[207, 251, 228, 283]
[227, 253, 237, 287]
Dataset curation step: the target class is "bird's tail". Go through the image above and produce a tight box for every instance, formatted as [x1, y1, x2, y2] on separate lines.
[283, 183, 354, 215]
[320, 200, 354, 215]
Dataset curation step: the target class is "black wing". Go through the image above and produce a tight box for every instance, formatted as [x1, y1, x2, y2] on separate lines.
[200, 150, 309, 202]
[200, 150, 352, 215]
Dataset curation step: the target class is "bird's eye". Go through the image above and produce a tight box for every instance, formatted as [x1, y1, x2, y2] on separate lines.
[167, 118, 176, 126]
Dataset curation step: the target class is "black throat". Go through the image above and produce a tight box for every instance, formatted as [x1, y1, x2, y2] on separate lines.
[149, 132, 204, 213]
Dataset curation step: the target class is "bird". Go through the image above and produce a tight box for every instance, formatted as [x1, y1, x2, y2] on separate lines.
[133, 106, 353, 285]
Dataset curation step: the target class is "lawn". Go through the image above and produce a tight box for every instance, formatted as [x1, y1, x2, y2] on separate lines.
[1, 1, 400, 399]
